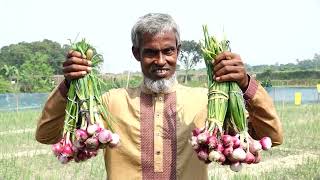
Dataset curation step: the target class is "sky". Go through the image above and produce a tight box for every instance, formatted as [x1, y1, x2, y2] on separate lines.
[0, 0, 319, 73]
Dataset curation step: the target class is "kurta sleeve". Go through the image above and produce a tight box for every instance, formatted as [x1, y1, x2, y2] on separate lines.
[35, 81, 68, 144]
[245, 78, 284, 146]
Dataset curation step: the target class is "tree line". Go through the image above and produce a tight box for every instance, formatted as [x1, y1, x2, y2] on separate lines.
[0, 39, 319, 93]
[0, 39, 69, 93]
[246, 54, 320, 73]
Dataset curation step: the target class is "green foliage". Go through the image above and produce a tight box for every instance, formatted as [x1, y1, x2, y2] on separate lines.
[0, 65, 19, 93]
[184, 79, 206, 87]
[247, 53, 320, 86]
[0, 76, 14, 93]
[1, 104, 320, 179]
[69, 38, 103, 72]
[31, 39, 68, 74]
[100, 75, 142, 92]
[248, 53, 320, 73]
[0, 39, 66, 74]
[257, 70, 320, 80]
[0, 40, 65, 93]
[0, 65, 19, 81]
[0, 43, 32, 69]
[261, 79, 272, 88]
[19, 52, 54, 92]
[0, 39, 106, 93]
[179, 40, 202, 83]
[270, 79, 319, 87]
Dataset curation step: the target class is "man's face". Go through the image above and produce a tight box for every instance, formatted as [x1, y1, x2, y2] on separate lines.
[132, 31, 179, 80]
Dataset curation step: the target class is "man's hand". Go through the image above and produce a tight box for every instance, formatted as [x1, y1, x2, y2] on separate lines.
[63, 50, 92, 81]
[213, 51, 249, 91]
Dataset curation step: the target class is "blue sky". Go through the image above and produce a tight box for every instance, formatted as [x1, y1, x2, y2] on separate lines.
[0, 0, 319, 73]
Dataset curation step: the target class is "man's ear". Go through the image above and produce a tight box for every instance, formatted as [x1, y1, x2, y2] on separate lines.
[177, 44, 181, 57]
[132, 46, 140, 61]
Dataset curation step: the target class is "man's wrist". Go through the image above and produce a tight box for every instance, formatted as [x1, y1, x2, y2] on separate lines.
[240, 74, 250, 92]
[58, 79, 69, 98]
[64, 79, 71, 88]
[243, 74, 258, 100]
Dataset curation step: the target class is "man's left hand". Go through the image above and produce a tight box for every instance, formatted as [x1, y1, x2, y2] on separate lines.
[213, 51, 249, 91]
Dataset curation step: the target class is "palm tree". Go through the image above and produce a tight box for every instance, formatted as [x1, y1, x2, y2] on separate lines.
[1, 65, 19, 82]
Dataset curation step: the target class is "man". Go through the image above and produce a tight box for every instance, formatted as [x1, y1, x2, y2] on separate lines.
[36, 13, 283, 180]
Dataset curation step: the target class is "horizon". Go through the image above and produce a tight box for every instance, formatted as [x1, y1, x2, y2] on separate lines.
[1, 38, 318, 74]
[1, 0, 319, 73]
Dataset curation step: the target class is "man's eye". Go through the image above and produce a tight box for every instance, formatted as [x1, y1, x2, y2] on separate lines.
[144, 49, 157, 57]
[163, 48, 175, 55]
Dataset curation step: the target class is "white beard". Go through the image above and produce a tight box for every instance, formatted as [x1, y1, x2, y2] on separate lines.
[143, 73, 176, 94]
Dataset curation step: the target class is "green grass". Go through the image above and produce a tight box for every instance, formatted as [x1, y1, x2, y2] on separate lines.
[0, 104, 319, 179]
[277, 103, 320, 150]
[259, 157, 320, 180]
[0, 132, 44, 154]
[0, 154, 106, 180]
[0, 110, 40, 131]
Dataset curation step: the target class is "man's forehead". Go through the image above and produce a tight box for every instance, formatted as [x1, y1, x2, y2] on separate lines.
[140, 32, 176, 47]
[142, 31, 175, 40]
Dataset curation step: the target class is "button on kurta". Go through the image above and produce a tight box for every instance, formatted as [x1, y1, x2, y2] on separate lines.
[153, 93, 164, 172]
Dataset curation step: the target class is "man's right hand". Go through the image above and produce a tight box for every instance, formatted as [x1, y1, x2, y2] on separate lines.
[63, 50, 92, 81]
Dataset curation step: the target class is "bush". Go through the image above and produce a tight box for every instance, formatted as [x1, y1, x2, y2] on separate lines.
[0, 77, 14, 93]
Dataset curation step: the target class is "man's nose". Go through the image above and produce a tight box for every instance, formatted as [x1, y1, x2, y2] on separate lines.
[155, 52, 166, 66]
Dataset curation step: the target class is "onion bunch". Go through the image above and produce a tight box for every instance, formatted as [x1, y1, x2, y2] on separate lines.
[52, 39, 120, 164]
[192, 128, 271, 171]
[191, 25, 272, 171]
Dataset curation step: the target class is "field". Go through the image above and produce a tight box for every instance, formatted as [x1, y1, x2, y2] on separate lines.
[0, 103, 319, 179]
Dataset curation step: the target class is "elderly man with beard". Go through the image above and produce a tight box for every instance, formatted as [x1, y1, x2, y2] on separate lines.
[36, 13, 283, 180]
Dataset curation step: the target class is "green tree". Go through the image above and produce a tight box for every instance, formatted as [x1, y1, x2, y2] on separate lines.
[0, 43, 32, 69]
[0, 65, 20, 93]
[0, 39, 67, 74]
[20, 52, 54, 92]
[0, 65, 19, 81]
[0, 76, 14, 93]
[30, 39, 67, 74]
[179, 40, 202, 84]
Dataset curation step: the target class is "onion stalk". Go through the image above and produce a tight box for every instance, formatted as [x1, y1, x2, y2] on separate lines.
[190, 26, 273, 172]
[51, 39, 120, 164]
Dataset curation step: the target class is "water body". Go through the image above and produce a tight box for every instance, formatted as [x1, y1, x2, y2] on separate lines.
[266, 87, 319, 103]
[0, 93, 48, 111]
[0, 87, 319, 111]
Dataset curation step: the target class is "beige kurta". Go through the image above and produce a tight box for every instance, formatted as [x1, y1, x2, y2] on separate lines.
[36, 78, 283, 180]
